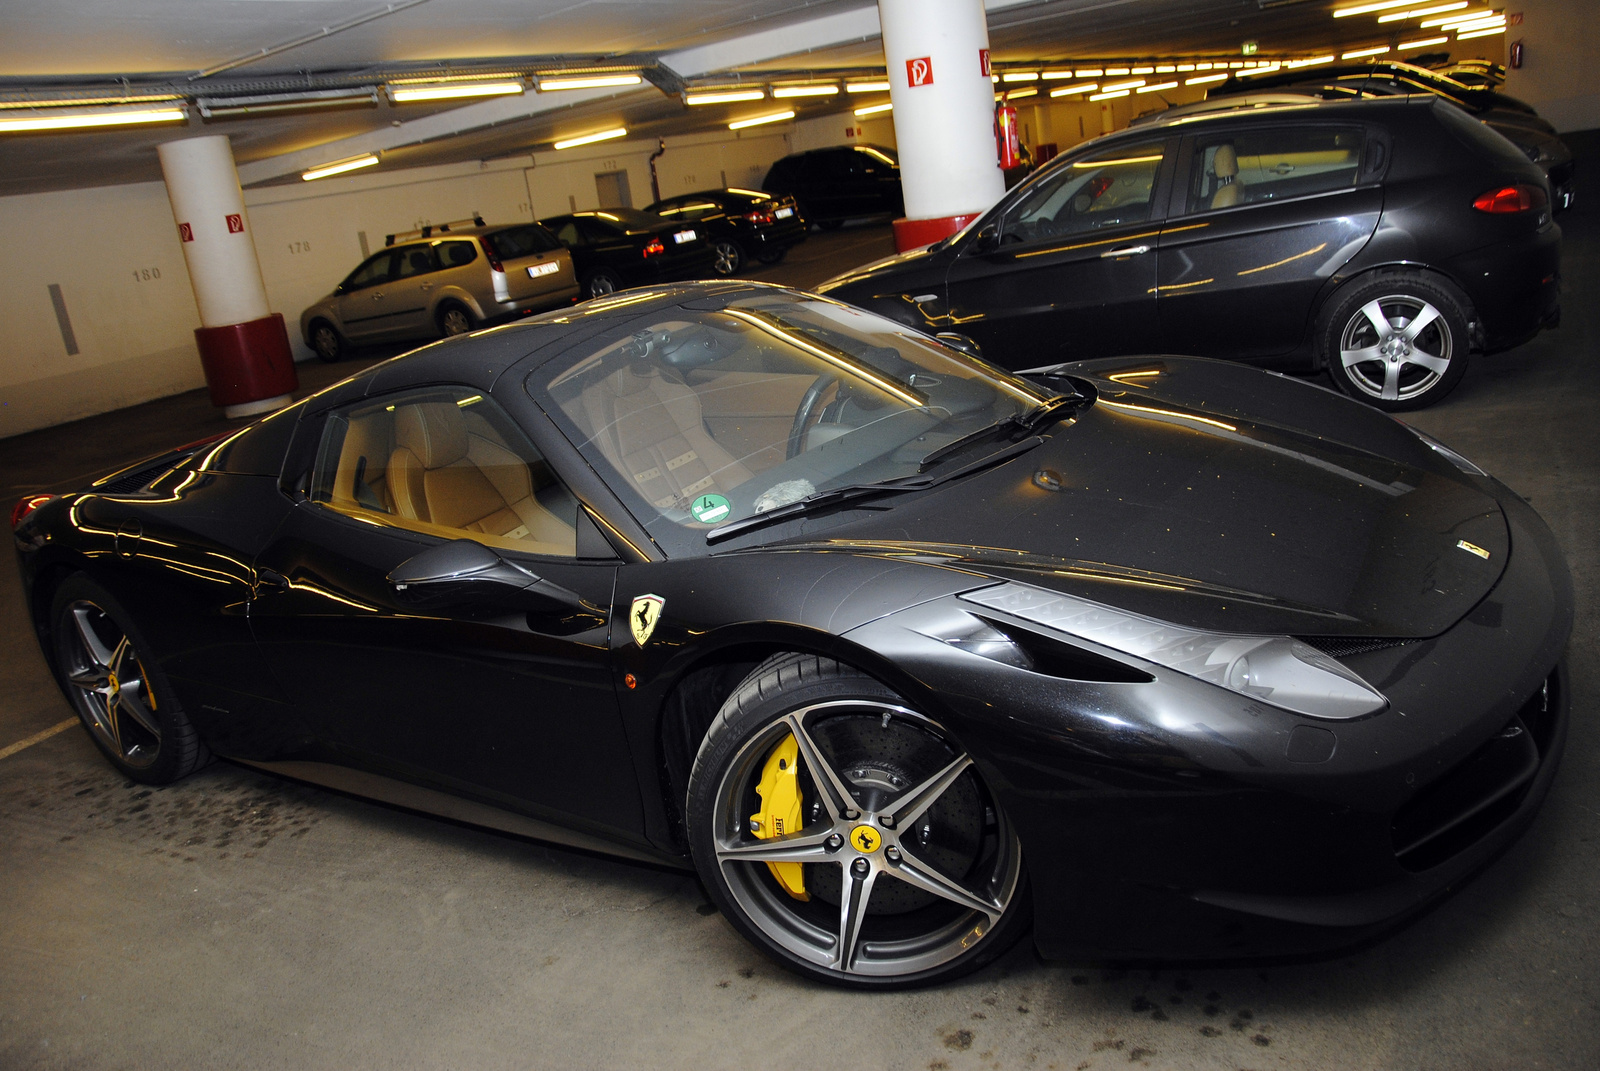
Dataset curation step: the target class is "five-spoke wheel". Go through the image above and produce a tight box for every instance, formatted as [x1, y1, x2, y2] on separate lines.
[50, 575, 208, 784]
[711, 239, 744, 276]
[688, 655, 1027, 987]
[1320, 273, 1469, 411]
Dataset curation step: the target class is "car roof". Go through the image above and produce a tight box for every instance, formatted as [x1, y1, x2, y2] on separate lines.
[1126, 92, 1433, 134]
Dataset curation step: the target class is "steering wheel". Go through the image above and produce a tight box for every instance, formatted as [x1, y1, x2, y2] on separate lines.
[787, 373, 838, 459]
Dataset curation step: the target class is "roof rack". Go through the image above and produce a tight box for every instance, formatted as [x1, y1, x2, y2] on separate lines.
[385, 214, 486, 246]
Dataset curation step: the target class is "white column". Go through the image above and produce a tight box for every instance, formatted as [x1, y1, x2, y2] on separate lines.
[879, 0, 1006, 249]
[158, 135, 296, 417]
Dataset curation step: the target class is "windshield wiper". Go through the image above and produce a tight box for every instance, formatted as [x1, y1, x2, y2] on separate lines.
[915, 392, 1083, 472]
[706, 435, 1047, 545]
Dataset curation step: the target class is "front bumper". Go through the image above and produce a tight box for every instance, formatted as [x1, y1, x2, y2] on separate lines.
[841, 486, 1573, 961]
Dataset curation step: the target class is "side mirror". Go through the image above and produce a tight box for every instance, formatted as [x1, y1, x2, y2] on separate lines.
[972, 225, 1000, 253]
[935, 332, 984, 358]
[387, 538, 583, 612]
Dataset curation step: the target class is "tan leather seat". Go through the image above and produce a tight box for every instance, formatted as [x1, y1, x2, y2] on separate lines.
[581, 363, 753, 510]
[1210, 144, 1240, 209]
[388, 401, 575, 553]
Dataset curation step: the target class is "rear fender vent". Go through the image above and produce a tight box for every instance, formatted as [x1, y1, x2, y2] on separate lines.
[92, 460, 181, 495]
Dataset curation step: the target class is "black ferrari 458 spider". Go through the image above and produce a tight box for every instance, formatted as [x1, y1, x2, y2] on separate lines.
[13, 282, 1572, 987]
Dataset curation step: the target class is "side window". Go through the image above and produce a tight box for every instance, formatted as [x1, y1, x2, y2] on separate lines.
[343, 252, 396, 291]
[437, 240, 478, 269]
[578, 219, 619, 242]
[489, 225, 561, 258]
[393, 244, 439, 279]
[552, 220, 585, 246]
[1000, 139, 1165, 243]
[311, 386, 579, 557]
[1186, 126, 1365, 213]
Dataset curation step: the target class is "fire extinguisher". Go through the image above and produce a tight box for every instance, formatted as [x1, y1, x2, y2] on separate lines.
[996, 101, 1020, 169]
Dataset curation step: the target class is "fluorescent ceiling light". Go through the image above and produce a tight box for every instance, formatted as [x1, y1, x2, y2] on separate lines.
[997, 87, 1039, 100]
[1333, 0, 1416, 16]
[1240, 64, 1283, 76]
[1075, 68, 1104, 77]
[1457, 23, 1507, 38]
[1135, 80, 1179, 93]
[1050, 82, 1099, 96]
[685, 89, 766, 104]
[772, 85, 839, 98]
[390, 81, 523, 102]
[0, 94, 180, 111]
[1451, 15, 1508, 30]
[1001, 72, 1039, 83]
[1378, 1, 1466, 22]
[0, 105, 186, 133]
[1399, 34, 1451, 47]
[1089, 89, 1130, 100]
[728, 110, 794, 129]
[1041, 70, 1075, 79]
[1422, 8, 1494, 26]
[553, 127, 627, 149]
[1105, 67, 1131, 75]
[1131, 67, 1155, 75]
[1185, 73, 1228, 85]
[539, 74, 643, 91]
[1102, 79, 1146, 92]
[1285, 55, 1336, 68]
[846, 81, 891, 92]
[301, 154, 379, 181]
[853, 102, 893, 116]
[1341, 45, 1392, 58]
[1156, 65, 1176, 73]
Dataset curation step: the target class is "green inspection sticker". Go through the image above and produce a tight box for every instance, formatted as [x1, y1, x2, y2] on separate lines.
[690, 493, 731, 524]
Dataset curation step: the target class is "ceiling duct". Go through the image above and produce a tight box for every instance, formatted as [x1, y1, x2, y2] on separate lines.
[197, 88, 379, 118]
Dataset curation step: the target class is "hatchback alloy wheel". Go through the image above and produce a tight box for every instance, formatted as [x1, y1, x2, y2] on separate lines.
[1338, 294, 1455, 403]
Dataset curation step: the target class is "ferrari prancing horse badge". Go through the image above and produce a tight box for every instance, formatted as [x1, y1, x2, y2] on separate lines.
[630, 594, 665, 646]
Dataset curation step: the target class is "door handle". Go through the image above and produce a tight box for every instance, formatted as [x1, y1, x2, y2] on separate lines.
[1100, 245, 1151, 258]
[372, 291, 384, 300]
[419, 282, 434, 291]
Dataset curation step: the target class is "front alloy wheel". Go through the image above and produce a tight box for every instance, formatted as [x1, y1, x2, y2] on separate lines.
[688, 655, 1027, 987]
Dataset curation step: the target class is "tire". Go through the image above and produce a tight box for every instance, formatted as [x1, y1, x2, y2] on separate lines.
[686, 653, 1029, 988]
[48, 575, 210, 785]
[755, 247, 788, 266]
[437, 302, 475, 338]
[582, 269, 621, 299]
[309, 319, 344, 363]
[1317, 272, 1470, 411]
[711, 239, 744, 276]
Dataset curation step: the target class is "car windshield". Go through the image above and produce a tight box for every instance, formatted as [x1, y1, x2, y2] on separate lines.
[530, 293, 1051, 554]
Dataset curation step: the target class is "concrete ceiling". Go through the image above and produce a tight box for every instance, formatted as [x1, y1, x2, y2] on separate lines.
[0, 0, 1484, 195]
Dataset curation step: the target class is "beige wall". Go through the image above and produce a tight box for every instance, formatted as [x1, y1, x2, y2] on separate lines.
[1503, 1, 1600, 133]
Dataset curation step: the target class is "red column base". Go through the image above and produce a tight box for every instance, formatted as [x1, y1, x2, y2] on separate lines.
[892, 213, 981, 252]
[194, 313, 299, 415]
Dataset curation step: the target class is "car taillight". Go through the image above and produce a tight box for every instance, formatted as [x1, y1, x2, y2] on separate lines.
[1472, 184, 1549, 213]
[481, 238, 505, 272]
[642, 237, 666, 258]
[12, 493, 55, 529]
[745, 209, 774, 224]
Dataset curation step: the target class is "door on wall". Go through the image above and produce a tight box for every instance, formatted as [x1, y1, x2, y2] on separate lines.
[594, 170, 632, 209]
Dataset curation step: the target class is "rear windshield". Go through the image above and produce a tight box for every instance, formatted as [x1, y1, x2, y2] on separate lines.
[1433, 100, 1532, 170]
[583, 208, 666, 230]
[489, 224, 562, 258]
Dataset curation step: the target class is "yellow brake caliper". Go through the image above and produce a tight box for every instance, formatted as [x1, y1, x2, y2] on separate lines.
[750, 733, 809, 901]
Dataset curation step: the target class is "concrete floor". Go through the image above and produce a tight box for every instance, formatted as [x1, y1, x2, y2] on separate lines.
[1, 198, 1596, 1070]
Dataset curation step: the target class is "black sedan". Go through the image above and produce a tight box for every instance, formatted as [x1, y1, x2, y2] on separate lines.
[540, 208, 716, 299]
[818, 96, 1561, 411]
[14, 283, 1571, 987]
[644, 188, 808, 275]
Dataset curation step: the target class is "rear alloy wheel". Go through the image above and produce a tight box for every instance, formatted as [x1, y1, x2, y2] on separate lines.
[583, 270, 621, 299]
[437, 303, 475, 337]
[711, 239, 744, 276]
[49, 575, 209, 785]
[309, 320, 344, 363]
[1320, 273, 1469, 411]
[687, 654, 1028, 988]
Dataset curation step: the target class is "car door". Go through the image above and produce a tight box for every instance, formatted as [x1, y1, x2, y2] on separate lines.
[1155, 123, 1383, 361]
[377, 243, 443, 337]
[333, 250, 399, 341]
[940, 136, 1173, 366]
[248, 383, 641, 832]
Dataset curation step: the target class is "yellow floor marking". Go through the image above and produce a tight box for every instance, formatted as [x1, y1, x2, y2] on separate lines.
[0, 718, 78, 761]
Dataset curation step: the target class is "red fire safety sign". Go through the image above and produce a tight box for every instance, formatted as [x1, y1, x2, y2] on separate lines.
[178, 222, 194, 242]
[226, 214, 244, 234]
[906, 57, 933, 87]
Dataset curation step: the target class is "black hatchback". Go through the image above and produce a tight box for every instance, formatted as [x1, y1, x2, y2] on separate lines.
[540, 209, 716, 299]
[819, 97, 1561, 410]
[762, 145, 904, 229]
[643, 188, 808, 275]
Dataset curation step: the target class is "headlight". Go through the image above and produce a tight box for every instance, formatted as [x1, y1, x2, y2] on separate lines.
[960, 583, 1387, 720]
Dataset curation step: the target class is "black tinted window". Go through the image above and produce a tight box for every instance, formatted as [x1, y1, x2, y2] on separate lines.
[1185, 126, 1364, 213]
[344, 252, 395, 290]
[394, 245, 438, 279]
[437, 240, 478, 268]
[1001, 139, 1165, 241]
[489, 225, 560, 258]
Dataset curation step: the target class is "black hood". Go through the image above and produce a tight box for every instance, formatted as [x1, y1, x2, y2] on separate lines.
[781, 358, 1507, 638]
